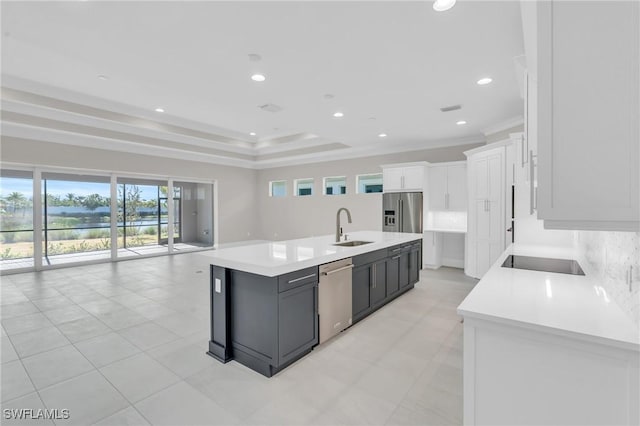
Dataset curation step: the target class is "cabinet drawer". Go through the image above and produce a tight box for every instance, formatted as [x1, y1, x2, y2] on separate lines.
[387, 244, 404, 257]
[352, 249, 387, 267]
[277, 266, 318, 293]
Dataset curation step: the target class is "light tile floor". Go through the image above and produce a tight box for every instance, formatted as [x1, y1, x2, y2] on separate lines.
[1, 253, 477, 425]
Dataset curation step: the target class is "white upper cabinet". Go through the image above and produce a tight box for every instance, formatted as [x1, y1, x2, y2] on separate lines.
[447, 165, 467, 211]
[381, 163, 427, 192]
[428, 166, 447, 210]
[534, 0, 639, 231]
[427, 162, 467, 211]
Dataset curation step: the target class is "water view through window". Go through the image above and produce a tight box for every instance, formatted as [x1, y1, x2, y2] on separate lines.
[0, 170, 215, 270]
[42, 174, 111, 264]
[0, 171, 35, 269]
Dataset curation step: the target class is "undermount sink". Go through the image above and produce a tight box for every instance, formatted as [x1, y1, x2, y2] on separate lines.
[333, 240, 373, 247]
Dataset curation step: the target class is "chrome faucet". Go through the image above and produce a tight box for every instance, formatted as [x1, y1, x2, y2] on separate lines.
[335, 208, 352, 242]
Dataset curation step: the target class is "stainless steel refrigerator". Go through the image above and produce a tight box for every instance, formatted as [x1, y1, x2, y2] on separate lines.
[382, 192, 423, 233]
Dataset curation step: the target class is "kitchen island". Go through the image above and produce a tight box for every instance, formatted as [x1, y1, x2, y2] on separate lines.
[199, 231, 422, 377]
[457, 244, 640, 425]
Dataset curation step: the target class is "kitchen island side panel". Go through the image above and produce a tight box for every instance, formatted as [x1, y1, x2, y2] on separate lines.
[208, 265, 232, 362]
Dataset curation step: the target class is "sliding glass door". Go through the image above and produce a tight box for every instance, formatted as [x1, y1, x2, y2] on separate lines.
[0, 168, 215, 271]
[41, 173, 111, 265]
[0, 170, 34, 270]
[117, 178, 169, 257]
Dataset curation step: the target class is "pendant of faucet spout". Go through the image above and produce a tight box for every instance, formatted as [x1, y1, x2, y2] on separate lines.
[336, 208, 352, 242]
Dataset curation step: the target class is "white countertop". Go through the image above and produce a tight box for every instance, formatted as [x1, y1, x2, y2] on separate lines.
[457, 243, 640, 351]
[198, 231, 422, 277]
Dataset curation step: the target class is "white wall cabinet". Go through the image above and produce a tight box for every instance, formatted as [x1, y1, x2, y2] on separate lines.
[465, 144, 505, 279]
[534, 0, 639, 231]
[381, 163, 427, 192]
[427, 162, 467, 211]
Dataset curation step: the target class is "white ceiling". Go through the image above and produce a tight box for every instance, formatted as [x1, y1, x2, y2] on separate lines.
[1, 1, 525, 168]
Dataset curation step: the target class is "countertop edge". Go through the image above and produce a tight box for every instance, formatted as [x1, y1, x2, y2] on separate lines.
[457, 308, 640, 353]
[201, 232, 423, 277]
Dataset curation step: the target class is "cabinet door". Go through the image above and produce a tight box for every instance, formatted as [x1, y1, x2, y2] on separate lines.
[383, 168, 404, 192]
[475, 157, 489, 201]
[428, 166, 447, 211]
[352, 264, 372, 320]
[537, 1, 639, 230]
[278, 282, 318, 366]
[402, 166, 425, 191]
[386, 256, 400, 297]
[423, 231, 442, 269]
[409, 248, 420, 285]
[447, 165, 467, 211]
[398, 251, 410, 289]
[371, 260, 386, 308]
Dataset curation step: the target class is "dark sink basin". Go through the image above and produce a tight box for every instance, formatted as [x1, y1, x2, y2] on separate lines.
[333, 240, 373, 247]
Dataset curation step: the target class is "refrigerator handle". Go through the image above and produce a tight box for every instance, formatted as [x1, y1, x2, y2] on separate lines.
[399, 198, 403, 232]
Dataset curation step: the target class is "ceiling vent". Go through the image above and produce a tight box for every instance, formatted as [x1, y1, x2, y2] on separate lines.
[259, 103, 283, 113]
[440, 104, 462, 112]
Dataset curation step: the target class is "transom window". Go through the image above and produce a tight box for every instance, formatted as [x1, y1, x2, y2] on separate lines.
[357, 173, 383, 194]
[294, 178, 314, 196]
[269, 180, 287, 197]
[324, 176, 347, 195]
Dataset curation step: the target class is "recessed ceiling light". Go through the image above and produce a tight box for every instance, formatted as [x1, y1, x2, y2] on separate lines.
[378, 133, 387, 138]
[155, 108, 165, 113]
[251, 74, 266, 82]
[97, 75, 109, 80]
[333, 112, 344, 118]
[477, 77, 493, 85]
[249, 132, 257, 136]
[433, 0, 456, 12]
[456, 120, 467, 125]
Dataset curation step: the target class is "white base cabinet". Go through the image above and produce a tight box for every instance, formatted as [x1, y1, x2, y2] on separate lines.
[463, 317, 639, 426]
[423, 231, 443, 269]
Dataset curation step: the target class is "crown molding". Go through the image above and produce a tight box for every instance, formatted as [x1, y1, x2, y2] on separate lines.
[481, 115, 524, 136]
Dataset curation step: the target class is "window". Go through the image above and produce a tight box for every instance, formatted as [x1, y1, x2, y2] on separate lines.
[269, 180, 287, 197]
[42, 173, 111, 264]
[294, 178, 314, 196]
[0, 170, 34, 270]
[324, 176, 347, 195]
[357, 173, 383, 194]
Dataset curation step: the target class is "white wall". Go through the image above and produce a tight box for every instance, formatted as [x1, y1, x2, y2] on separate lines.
[0, 137, 258, 245]
[255, 143, 483, 241]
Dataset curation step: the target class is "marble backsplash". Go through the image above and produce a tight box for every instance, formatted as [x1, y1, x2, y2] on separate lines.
[575, 231, 640, 325]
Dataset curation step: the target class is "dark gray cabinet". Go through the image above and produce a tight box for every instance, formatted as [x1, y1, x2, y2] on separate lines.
[409, 243, 421, 285]
[352, 239, 422, 324]
[399, 251, 410, 289]
[371, 260, 386, 308]
[208, 239, 422, 377]
[386, 255, 400, 297]
[278, 281, 318, 366]
[352, 264, 372, 321]
[209, 266, 319, 377]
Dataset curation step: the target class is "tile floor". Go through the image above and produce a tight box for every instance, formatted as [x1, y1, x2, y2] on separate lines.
[1, 253, 477, 425]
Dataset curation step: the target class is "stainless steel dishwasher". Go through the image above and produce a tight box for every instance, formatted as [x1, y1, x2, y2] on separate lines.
[318, 258, 354, 344]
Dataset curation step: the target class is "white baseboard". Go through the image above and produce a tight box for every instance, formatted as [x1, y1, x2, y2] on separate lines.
[442, 257, 464, 269]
